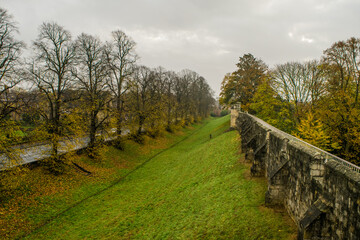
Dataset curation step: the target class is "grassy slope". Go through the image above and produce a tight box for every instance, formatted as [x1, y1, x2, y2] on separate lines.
[1, 121, 203, 239]
[25, 116, 296, 240]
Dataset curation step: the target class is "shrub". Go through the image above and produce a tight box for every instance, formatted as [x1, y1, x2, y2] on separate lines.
[185, 116, 194, 125]
[129, 133, 145, 144]
[112, 137, 125, 150]
[210, 112, 218, 117]
[220, 110, 230, 116]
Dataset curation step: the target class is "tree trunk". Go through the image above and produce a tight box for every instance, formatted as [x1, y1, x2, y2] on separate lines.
[137, 115, 145, 135]
[89, 111, 97, 149]
[116, 96, 123, 136]
[52, 99, 61, 157]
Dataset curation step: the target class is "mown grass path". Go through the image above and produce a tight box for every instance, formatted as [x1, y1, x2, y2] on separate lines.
[26, 116, 296, 239]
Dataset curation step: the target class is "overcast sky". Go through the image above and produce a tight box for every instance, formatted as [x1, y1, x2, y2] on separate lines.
[1, 0, 359, 96]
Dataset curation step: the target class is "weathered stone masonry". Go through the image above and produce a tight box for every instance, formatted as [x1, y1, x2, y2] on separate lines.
[236, 112, 360, 240]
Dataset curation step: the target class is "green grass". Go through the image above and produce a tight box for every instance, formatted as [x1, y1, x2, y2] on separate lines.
[1, 121, 204, 239]
[24, 116, 295, 239]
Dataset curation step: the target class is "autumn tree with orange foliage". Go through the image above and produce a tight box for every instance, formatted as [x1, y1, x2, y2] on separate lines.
[219, 54, 267, 111]
[315, 38, 360, 164]
[225, 38, 360, 165]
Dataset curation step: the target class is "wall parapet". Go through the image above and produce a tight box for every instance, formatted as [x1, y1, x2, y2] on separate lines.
[236, 112, 360, 240]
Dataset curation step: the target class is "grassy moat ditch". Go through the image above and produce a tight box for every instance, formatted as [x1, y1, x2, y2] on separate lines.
[1, 115, 296, 239]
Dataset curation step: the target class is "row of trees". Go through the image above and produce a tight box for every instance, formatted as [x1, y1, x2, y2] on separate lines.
[220, 38, 360, 165]
[0, 8, 215, 173]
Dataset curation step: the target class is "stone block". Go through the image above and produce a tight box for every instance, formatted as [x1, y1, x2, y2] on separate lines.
[310, 169, 320, 176]
[237, 113, 360, 239]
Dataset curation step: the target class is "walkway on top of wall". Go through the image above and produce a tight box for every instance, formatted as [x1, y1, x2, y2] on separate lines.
[241, 112, 360, 174]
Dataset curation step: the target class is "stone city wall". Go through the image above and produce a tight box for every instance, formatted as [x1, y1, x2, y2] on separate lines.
[236, 112, 360, 239]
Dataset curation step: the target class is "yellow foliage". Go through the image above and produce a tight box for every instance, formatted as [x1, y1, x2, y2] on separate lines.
[316, 91, 360, 164]
[294, 112, 341, 152]
[0, 120, 27, 197]
[250, 79, 295, 133]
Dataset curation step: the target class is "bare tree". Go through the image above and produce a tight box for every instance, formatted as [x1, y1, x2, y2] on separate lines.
[72, 33, 110, 154]
[105, 30, 137, 139]
[324, 37, 360, 105]
[323, 40, 352, 92]
[28, 22, 75, 171]
[192, 76, 214, 118]
[0, 8, 25, 121]
[345, 37, 360, 105]
[163, 70, 177, 131]
[0, 8, 26, 170]
[302, 60, 326, 105]
[178, 70, 200, 123]
[127, 65, 155, 137]
[273, 62, 308, 103]
[272, 60, 325, 122]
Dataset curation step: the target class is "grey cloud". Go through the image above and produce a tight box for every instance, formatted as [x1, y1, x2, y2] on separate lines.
[1, 0, 359, 96]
